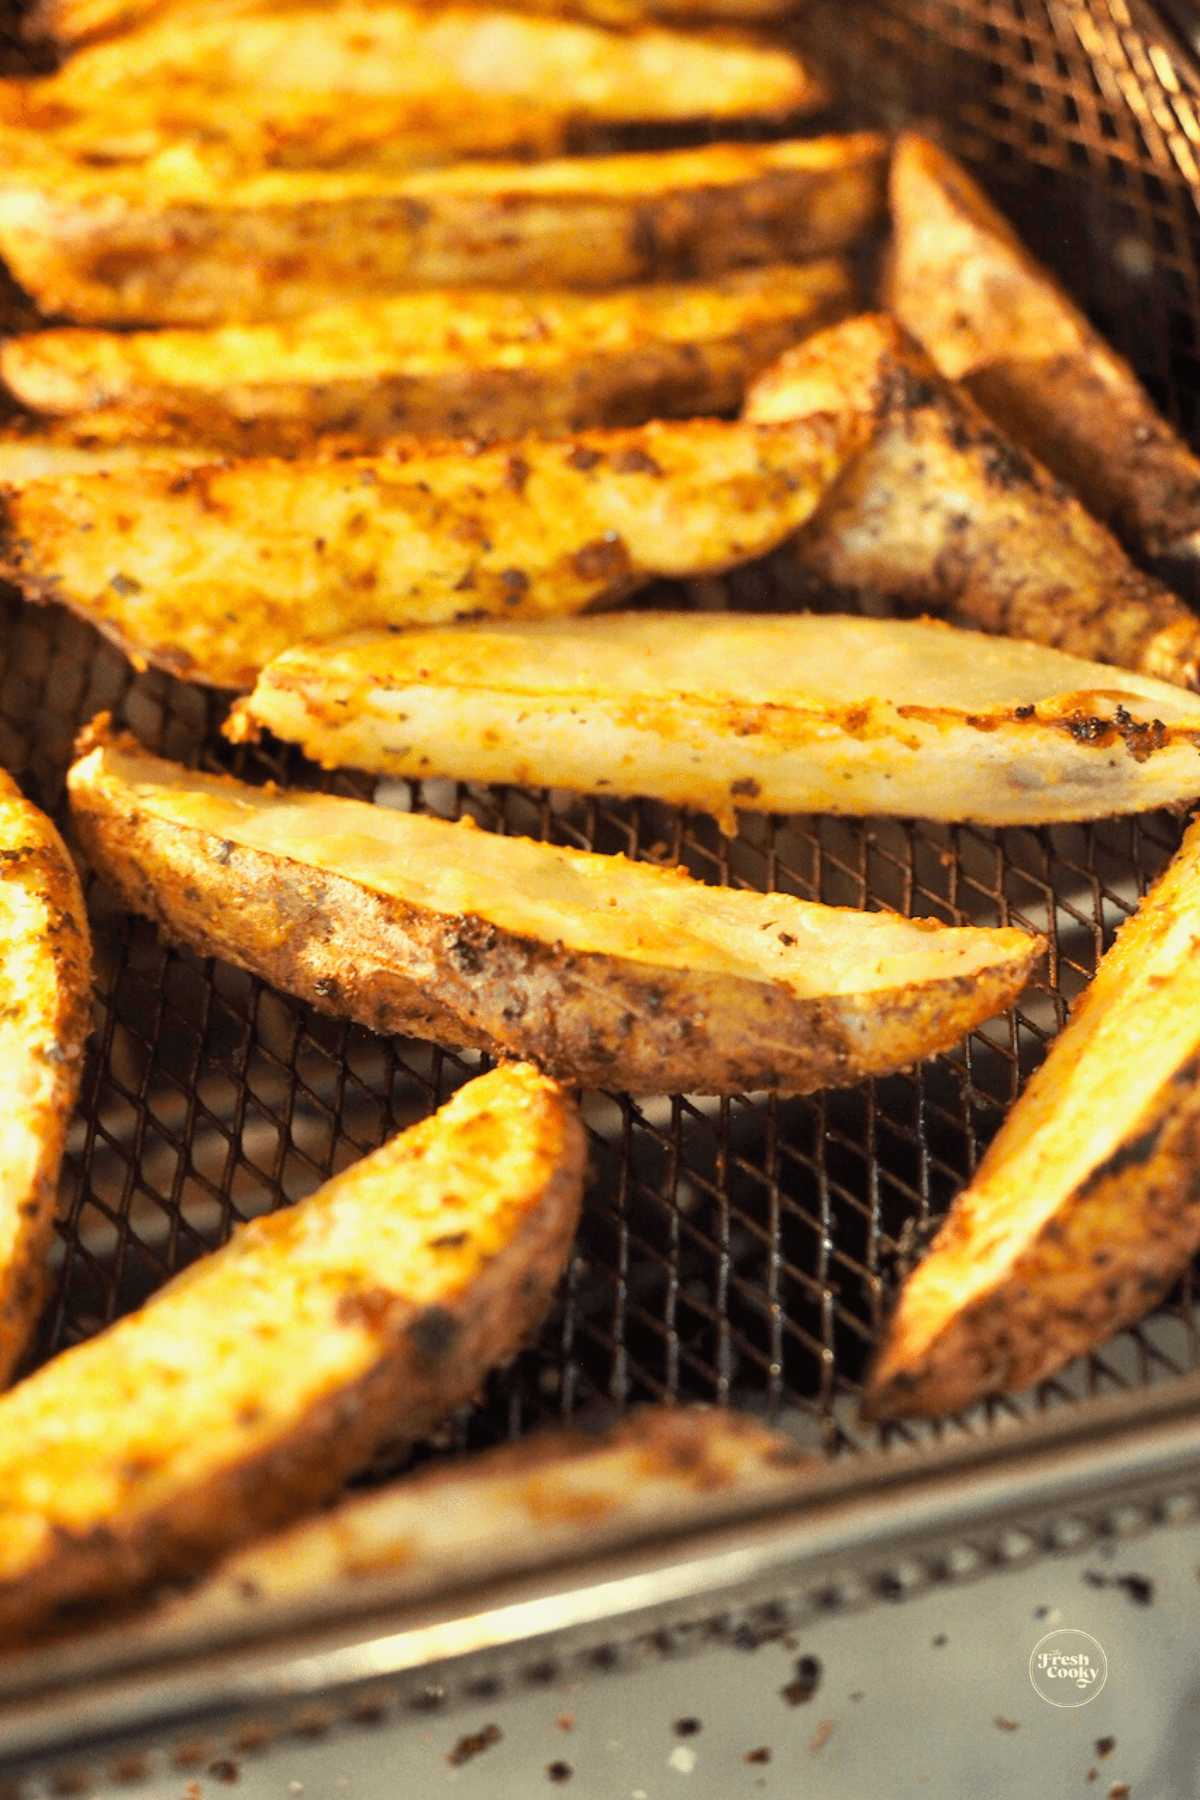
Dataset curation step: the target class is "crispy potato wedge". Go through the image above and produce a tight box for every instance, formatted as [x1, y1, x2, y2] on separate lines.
[744, 315, 1200, 691]
[866, 813, 1200, 1419]
[152, 1406, 810, 1634]
[0, 134, 887, 325]
[227, 613, 1200, 829]
[29, 0, 797, 50]
[42, 2, 822, 119]
[888, 132, 1200, 588]
[0, 429, 214, 486]
[1, 262, 853, 453]
[0, 1060, 585, 1642]
[2, 411, 861, 689]
[68, 724, 1044, 1096]
[0, 775, 90, 1389]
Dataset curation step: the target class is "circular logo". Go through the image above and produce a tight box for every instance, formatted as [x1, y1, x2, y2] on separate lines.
[1029, 1629, 1108, 1707]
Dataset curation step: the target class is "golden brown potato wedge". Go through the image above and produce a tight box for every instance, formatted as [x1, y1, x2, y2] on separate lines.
[0, 134, 887, 325]
[0, 1060, 585, 1643]
[28, 0, 798, 51]
[226, 613, 1200, 829]
[744, 315, 1200, 691]
[0, 427, 214, 486]
[0, 775, 90, 1389]
[0, 262, 853, 453]
[2, 411, 861, 689]
[151, 1406, 811, 1635]
[866, 812, 1200, 1419]
[42, 1, 822, 120]
[888, 132, 1200, 588]
[68, 723, 1044, 1096]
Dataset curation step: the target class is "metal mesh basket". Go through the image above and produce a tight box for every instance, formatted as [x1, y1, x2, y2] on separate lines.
[4, 0, 1200, 1710]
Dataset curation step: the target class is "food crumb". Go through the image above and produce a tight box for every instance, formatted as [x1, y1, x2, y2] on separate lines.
[1082, 1570, 1154, 1606]
[546, 1761, 572, 1783]
[672, 1718, 701, 1737]
[1086, 1772, 1098, 1784]
[850, 1692, 865, 1702]
[1108, 1786, 1130, 1798]
[781, 1655, 822, 1705]
[809, 1720, 835, 1754]
[744, 1748, 771, 1765]
[207, 1761, 239, 1785]
[932, 1635, 948, 1647]
[1096, 1738, 1116, 1759]
[555, 1714, 575, 1733]
[446, 1725, 502, 1767]
[667, 1745, 697, 1774]
[994, 1718, 1019, 1732]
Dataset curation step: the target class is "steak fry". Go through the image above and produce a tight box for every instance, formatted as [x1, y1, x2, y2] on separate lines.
[0, 262, 853, 454]
[0, 1061, 584, 1643]
[888, 132, 1200, 591]
[0, 133, 886, 325]
[153, 1407, 811, 1635]
[866, 814, 1200, 1419]
[229, 613, 1200, 829]
[67, 724, 1044, 1096]
[2, 411, 862, 690]
[744, 314, 1200, 690]
[0, 775, 90, 1388]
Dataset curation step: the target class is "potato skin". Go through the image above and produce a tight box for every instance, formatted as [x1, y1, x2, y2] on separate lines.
[745, 315, 1200, 691]
[68, 726, 1042, 1096]
[0, 136, 886, 326]
[0, 776, 91, 1387]
[0, 1062, 585, 1643]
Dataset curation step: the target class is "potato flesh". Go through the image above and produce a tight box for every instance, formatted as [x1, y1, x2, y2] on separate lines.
[72, 734, 1036, 999]
[0, 262, 853, 445]
[2, 413, 860, 688]
[42, 2, 820, 120]
[0, 134, 886, 324]
[887, 132, 1200, 570]
[0, 1062, 582, 1612]
[230, 613, 1200, 827]
[868, 815, 1200, 1415]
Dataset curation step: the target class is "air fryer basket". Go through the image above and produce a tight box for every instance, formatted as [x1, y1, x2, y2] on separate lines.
[4, 0, 1200, 1756]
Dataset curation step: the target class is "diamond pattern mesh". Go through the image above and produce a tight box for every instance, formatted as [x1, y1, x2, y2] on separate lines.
[1, 0, 1200, 1497]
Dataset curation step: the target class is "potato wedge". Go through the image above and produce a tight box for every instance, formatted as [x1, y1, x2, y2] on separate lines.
[68, 723, 1044, 1096]
[0, 262, 853, 453]
[0, 1060, 585, 1642]
[226, 613, 1200, 829]
[28, 0, 797, 51]
[0, 429, 214, 487]
[866, 813, 1200, 1419]
[888, 132, 1200, 588]
[0, 775, 90, 1389]
[744, 315, 1200, 691]
[0, 134, 887, 325]
[2, 412, 861, 689]
[154, 1406, 811, 1633]
[42, 2, 822, 121]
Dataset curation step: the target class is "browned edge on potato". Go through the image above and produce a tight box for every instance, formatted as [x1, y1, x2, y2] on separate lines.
[744, 313, 1200, 691]
[67, 720, 1045, 1096]
[0, 1060, 585, 1645]
[888, 130, 1200, 592]
[0, 773, 91, 1389]
[865, 810, 1200, 1419]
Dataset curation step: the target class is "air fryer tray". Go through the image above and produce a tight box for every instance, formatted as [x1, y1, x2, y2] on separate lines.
[5, 0, 1200, 1762]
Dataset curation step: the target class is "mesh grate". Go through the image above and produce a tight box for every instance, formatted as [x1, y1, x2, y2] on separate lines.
[1, 0, 1200, 1503]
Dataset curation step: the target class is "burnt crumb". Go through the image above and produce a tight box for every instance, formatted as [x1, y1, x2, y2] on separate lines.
[994, 1716, 1019, 1731]
[1033, 1606, 1051, 1618]
[446, 1724, 502, 1767]
[207, 1759, 240, 1785]
[744, 1748, 771, 1765]
[1083, 1570, 1154, 1605]
[932, 1634, 948, 1647]
[777, 930, 795, 946]
[546, 1762, 573, 1783]
[1014, 704, 1036, 719]
[409, 1304, 460, 1362]
[673, 1718, 702, 1737]
[1096, 1737, 1116, 1758]
[781, 1655, 821, 1705]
